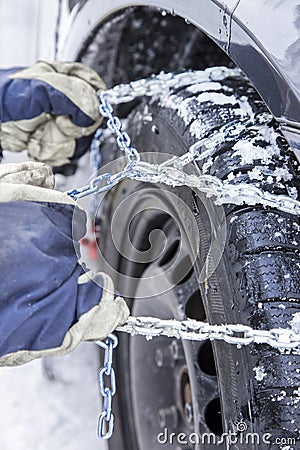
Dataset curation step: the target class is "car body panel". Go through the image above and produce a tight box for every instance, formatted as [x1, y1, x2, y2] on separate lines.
[58, 0, 300, 154]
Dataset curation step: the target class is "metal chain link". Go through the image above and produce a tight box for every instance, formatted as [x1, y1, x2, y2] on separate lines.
[68, 70, 300, 359]
[67, 93, 139, 200]
[98, 95, 140, 163]
[90, 129, 103, 173]
[89, 129, 104, 214]
[95, 334, 118, 439]
[66, 70, 300, 216]
[80, 70, 300, 440]
[117, 316, 300, 350]
[101, 67, 242, 104]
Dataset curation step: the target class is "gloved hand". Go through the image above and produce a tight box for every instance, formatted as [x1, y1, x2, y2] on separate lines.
[0, 61, 105, 167]
[0, 162, 129, 366]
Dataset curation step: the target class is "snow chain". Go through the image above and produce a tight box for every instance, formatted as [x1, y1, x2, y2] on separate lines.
[95, 334, 118, 439]
[68, 67, 300, 347]
[67, 68, 300, 439]
[67, 68, 300, 216]
[117, 316, 300, 349]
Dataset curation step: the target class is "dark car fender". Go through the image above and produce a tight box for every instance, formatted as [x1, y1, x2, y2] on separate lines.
[59, 0, 300, 156]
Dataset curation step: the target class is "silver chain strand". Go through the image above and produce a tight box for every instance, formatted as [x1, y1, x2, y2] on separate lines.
[76, 70, 300, 440]
[68, 70, 300, 350]
[117, 316, 300, 350]
[95, 334, 118, 439]
[66, 70, 300, 216]
[89, 129, 104, 214]
[90, 129, 103, 173]
[101, 67, 242, 105]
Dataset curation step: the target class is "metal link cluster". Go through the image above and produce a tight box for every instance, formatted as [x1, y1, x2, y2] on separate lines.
[67, 92, 140, 200]
[67, 69, 300, 216]
[68, 69, 300, 360]
[95, 334, 118, 439]
[99, 94, 140, 163]
[76, 70, 300, 440]
[101, 67, 242, 104]
[90, 129, 103, 173]
[117, 316, 300, 350]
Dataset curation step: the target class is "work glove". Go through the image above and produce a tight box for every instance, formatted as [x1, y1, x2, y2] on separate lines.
[0, 61, 105, 167]
[0, 162, 129, 366]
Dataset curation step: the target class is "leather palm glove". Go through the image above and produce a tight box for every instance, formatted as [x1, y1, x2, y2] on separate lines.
[0, 162, 129, 366]
[0, 61, 105, 167]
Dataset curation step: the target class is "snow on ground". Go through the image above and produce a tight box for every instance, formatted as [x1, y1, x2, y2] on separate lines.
[0, 344, 107, 450]
[0, 3, 107, 449]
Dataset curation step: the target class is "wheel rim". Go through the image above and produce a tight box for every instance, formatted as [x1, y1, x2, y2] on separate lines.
[120, 205, 224, 449]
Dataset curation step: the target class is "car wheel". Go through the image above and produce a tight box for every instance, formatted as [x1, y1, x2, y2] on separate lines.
[95, 69, 300, 450]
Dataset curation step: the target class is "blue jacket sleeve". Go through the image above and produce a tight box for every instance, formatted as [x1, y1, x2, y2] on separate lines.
[0, 200, 104, 358]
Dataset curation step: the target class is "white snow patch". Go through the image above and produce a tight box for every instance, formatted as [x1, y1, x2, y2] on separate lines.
[142, 104, 153, 123]
[248, 167, 264, 180]
[278, 304, 286, 309]
[292, 387, 300, 405]
[274, 232, 283, 238]
[287, 186, 298, 199]
[158, 89, 253, 140]
[190, 119, 209, 140]
[232, 141, 277, 165]
[238, 95, 254, 116]
[230, 215, 238, 223]
[293, 387, 300, 397]
[230, 123, 288, 169]
[186, 82, 223, 93]
[227, 172, 235, 181]
[273, 167, 293, 182]
[0, 344, 105, 450]
[202, 157, 213, 173]
[159, 92, 183, 113]
[252, 124, 282, 147]
[196, 92, 238, 106]
[276, 390, 287, 401]
[158, 94, 209, 140]
[253, 366, 267, 381]
[290, 312, 300, 333]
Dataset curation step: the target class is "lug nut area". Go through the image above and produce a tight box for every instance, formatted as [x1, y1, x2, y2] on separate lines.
[179, 367, 194, 429]
[155, 339, 184, 368]
[158, 405, 178, 429]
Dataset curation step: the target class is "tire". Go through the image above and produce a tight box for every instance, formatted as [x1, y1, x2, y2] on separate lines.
[96, 70, 300, 450]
